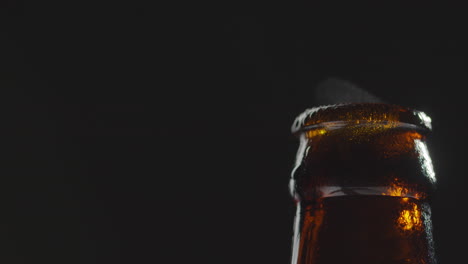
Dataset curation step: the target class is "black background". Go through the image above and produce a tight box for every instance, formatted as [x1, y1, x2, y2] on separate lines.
[0, 2, 465, 263]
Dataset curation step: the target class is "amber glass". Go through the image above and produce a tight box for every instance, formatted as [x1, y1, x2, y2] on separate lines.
[290, 103, 436, 264]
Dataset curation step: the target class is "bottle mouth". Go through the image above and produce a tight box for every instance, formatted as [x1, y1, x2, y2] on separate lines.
[292, 103, 432, 136]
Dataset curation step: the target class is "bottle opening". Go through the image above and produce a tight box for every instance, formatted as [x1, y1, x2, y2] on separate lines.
[292, 103, 432, 137]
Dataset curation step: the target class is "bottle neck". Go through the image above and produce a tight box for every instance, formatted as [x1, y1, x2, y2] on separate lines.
[290, 103, 437, 264]
[291, 196, 436, 264]
[290, 126, 436, 203]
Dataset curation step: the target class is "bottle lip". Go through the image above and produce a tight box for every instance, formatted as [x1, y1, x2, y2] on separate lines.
[291, 103, 432, 136]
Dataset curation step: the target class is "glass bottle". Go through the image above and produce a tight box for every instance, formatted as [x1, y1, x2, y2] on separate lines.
[290, 103, 437, 264]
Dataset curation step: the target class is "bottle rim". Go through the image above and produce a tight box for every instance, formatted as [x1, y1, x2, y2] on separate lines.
[291, 103, 432, 136]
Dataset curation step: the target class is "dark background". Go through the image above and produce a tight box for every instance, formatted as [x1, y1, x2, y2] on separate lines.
[0, 2, 464, 263]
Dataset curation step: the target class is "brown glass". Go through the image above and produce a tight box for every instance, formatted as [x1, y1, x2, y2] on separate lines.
[290, 103, 437, 264]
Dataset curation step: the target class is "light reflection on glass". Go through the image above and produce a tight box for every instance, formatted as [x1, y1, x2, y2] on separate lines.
[415, 139, 436, 183]
[397, 202, 423, 232]
[416, 111, 432, 130]
[381, 178, 423, 199]
[306, 128, 327, 138]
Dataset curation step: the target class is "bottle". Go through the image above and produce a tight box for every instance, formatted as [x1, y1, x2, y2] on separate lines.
[289, 103, 437, 264]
